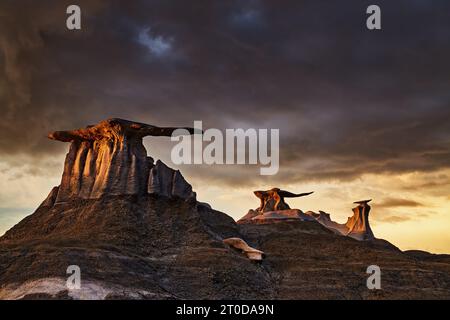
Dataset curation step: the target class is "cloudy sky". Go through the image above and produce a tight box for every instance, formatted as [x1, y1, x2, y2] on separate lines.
[1, 0, 449, 253]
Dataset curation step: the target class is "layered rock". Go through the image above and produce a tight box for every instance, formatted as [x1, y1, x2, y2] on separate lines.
[253, 188, 314, 212]
[344, 200, 375, 240]
[306, 210, 349, 235]
[238, 187, 314, 224]
[238, 189, 375, 241]
[307, 200, 374, 240]
[38, 186, 60, 209]
[239, 209, 315, 224]
[1, 123, 450, 299]
[148, 160, 195, 199]
[47, 118, 197, 203]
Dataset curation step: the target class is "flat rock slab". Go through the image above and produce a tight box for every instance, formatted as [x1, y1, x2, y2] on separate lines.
[245, 209, 316, 224]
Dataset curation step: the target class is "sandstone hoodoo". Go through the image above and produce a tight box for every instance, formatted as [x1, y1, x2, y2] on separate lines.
[48, 118, 198, 203]
[0, 118, 270, 299]
[238, 188, 375, 241]
[254, 188, 314, 212]
[310, 200, 375, 241]
[345, 200, 374, 241]
[238, 188, 315, 223]
[223, 238, 264, 261]
[0, 119, 449, 299]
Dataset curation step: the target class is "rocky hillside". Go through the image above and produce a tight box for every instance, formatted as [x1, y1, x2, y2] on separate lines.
[0, 195, 275, 299]
[0, 119, 449, 299]
[1, 195, 449, 299]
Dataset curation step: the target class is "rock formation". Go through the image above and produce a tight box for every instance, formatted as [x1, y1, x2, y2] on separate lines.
[308, 200, 375, 240]
[0, 121, 449, 300]
[148, 160, 194, 199]
[307, 210, 349, 235]
[47, 118, 198, 203]
[344, 200, 375, 240]
[223, 238, 264, 261]
[238, 188, 314, 224]
[238, 189, 375, 241]
[254, 188, 314, 212]
[238, 209, 316, 224]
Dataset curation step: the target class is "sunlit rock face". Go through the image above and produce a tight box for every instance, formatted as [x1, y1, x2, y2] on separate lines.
[307, 201, 375, 241]
[253, 188, 314, 213]
[308, 210, 349, 235]
[238, 209, 316, 224]
[345, 201, 375, 241]
[239, 189, 375, 241]
[48, 118, 196, 203]
[1, 125, 449, 299]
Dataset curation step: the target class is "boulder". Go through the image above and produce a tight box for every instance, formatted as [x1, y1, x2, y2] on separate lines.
[223, 237, 264, 261]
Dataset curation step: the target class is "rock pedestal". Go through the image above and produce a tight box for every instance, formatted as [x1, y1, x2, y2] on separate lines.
[345, 200, 375, 241]
[253, 188, 314, 212]
[47, 118, 197, 204]
[238, 189, 376, 241]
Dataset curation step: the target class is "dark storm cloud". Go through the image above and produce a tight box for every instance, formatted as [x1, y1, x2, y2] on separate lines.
[1, 0, 450, 184]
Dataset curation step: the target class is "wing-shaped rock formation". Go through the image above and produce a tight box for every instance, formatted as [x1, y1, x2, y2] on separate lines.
[47, 118, 198, 203]
[253, 188, 314, 212]
[239, 189, 375, 241]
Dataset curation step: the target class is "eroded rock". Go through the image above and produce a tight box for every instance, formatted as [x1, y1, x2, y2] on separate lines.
[239, 188, 375, 241]
[253, 188, 313, 212]
[148, 160, 195, 199]
[345, 200, 375, 241]
[238, 209, 315, 224]
[307, 201, 375, 241]
[223, 237, 264, 261]
[47, 118, 198, 203]
[38, 186, 60, 209]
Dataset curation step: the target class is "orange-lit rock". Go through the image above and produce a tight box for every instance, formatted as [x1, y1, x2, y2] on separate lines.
[47, 118, 197, 203]
[307, 201, 375, 241]
[345, 200, 375, 240]
[238, 209, 315, 224]
[253, 188, 313, 212]
[239, 189, 375, 241]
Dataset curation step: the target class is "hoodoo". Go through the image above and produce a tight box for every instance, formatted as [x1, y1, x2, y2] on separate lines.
[345, 200, 374, 240]
[0, 118, 270, 299]
[0, 120, 449, 299]
[238, 189, 375, 241]
[310, 200, 375, 240]
[47, 118, 199, 203]
[238, 188, 315, 224]
[254, 188, 314, 212]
